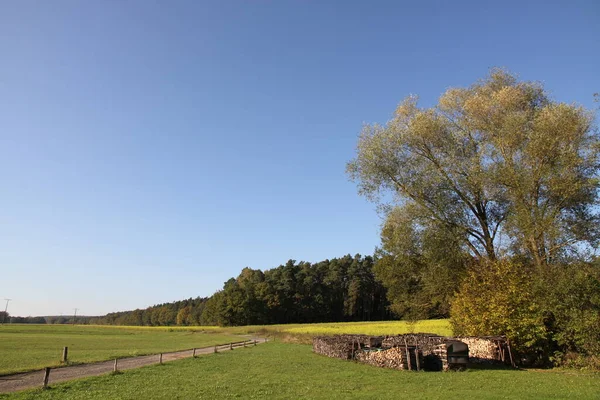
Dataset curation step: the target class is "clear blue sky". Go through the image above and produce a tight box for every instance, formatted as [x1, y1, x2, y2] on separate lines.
[1, 1, 598, 317]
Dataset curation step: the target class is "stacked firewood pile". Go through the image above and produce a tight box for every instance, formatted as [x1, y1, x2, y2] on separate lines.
[431, 343, 450, 371]
[312, 333, 515, 371]
[355, 346, 422, 370]
[382, 333, 445, 356]
[312, 335, 384, 359]
[456, 336, 513, 366]
[312, 336, 354, 359]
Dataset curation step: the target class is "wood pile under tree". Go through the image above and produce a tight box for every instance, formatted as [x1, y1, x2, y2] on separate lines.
[355, 346, 422, 371]
[312, 333, 515, 371]
[431, 343, 450, 371]
[382, 333, 445, 355]
[455, 336, 513, 366]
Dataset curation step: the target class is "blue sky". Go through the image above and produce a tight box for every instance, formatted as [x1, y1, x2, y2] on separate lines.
[1, 1, 598, 316]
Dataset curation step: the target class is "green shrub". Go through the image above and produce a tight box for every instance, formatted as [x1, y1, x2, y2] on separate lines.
[451, 258, 600, 368]
[450, 259, 551, 364]
[539, 262, 600, 367]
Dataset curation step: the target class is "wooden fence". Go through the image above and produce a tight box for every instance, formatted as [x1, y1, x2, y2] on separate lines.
[42, 338, 264, 389]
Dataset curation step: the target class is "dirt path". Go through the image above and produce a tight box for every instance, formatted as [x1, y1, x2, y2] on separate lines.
[0, 337, 266, 394]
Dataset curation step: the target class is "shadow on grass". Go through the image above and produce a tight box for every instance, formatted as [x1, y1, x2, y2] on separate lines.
[465, 363, 523, 371]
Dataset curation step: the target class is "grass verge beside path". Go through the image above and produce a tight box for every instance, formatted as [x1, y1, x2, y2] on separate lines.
[2, 342, 598, 400]
[0, 325, 240, 376]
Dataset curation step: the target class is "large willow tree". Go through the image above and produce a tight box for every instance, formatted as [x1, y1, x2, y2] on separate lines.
[348, 69, 599, 269]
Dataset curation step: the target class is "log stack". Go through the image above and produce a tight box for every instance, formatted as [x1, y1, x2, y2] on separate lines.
[312, 335, 384, 359]
[312, 333, 513, 371]
[313, 336, 355, 359]
[382, 333, 445, 356]
[456, 336, 511, 365]
[432, 343, 450, 371]
[355, 347, 422, 370]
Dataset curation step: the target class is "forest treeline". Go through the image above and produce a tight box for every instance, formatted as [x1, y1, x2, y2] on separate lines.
[87, 254, 393, 327]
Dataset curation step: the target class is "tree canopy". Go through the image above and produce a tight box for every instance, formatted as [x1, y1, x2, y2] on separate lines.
[347, 69, 599, 267]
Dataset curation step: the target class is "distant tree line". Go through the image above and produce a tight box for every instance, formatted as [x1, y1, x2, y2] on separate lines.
[86, 254, 392, 327]
[88, 297, 210, 326]
[1, 314, 86, 324]
[7, 315, 47, 324]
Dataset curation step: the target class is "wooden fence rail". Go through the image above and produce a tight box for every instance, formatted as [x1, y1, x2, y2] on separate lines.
[38, 338, 262, 389]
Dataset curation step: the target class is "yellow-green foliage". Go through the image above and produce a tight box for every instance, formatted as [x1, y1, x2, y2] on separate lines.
[450, 259, 548, 354]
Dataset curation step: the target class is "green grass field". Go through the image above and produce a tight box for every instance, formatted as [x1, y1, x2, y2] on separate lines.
[2, 342, 598, 400]
[0, 320, 451, 376]
[0, 325, 241, 375]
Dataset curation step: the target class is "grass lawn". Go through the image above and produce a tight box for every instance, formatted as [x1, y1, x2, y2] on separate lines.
[0, 325, 241, 375]
[2, 342, 598, 400]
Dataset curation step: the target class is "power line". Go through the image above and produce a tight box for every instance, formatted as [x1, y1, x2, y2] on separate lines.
[73, 308, 79, 325]
[2, 299, 11, 325]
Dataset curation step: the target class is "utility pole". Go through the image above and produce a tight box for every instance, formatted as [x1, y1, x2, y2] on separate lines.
[2, 299, 11, 325]
[72, 308, 79, 325]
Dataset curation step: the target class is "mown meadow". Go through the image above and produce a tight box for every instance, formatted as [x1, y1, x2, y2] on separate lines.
[2, 342, 598, 400]
[0, 320, 450, 375]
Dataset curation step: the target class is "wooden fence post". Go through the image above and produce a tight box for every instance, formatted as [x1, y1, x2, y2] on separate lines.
[159, 353, 163, 364]
[193, 348, 197, 358]
[496, 340, 505, 363]
[254, 340, 257, 346]
[415, 345, 421, 371]
[214, 345, 218, 353]
[506, 338, 516, 368]
[243, 341, 247, 348]
[230, 343, 233, 350]
[62, 347, 68, 363]
[113, 359, 118, 372]
[404, 338, 412, 371]
[42, 367, 50, 389]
